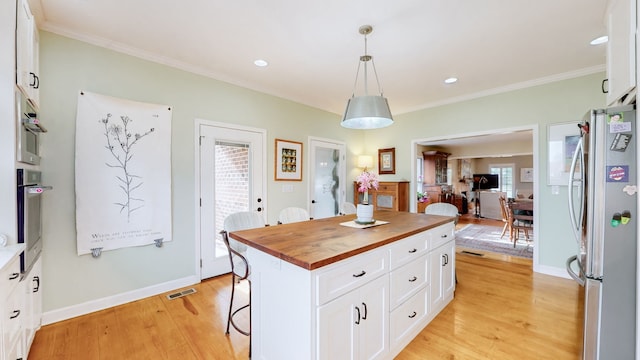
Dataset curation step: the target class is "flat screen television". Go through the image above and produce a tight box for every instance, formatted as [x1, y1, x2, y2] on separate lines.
[472, 174, 499, 190]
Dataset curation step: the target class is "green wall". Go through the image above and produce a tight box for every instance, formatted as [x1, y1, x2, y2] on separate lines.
[38, 31, 360, 314]
[364, 73, 606, 271]
[39, 30, 605, 317]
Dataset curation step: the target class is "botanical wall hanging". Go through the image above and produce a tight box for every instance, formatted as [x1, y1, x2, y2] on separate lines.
[75, 91, 172, 256]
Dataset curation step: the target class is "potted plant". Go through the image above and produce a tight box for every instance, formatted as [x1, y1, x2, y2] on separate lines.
[355, 171, 379, 223]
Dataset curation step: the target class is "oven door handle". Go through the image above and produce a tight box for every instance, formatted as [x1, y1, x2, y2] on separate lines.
[26, 186, 53, 194]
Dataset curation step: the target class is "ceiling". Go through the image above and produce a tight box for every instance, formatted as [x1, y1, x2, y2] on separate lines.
[30, 0, 608, 117]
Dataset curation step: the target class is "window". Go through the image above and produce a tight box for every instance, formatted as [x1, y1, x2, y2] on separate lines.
[489, 163, 514, 198]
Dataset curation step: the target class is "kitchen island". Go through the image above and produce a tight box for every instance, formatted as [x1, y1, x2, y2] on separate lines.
[230, 211, 456, 359]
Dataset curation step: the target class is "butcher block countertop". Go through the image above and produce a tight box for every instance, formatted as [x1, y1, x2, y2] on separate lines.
[229, 211, 454, 270]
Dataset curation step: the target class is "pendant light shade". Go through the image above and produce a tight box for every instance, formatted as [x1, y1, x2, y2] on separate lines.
[342, 25, 393, 129]
[342, 95, 393, 129]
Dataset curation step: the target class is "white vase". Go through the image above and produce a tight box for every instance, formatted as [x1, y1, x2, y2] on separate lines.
[356, 204, 374, 223]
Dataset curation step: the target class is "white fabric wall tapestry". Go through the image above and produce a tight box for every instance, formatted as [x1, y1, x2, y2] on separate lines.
[75, 91, 172, 256]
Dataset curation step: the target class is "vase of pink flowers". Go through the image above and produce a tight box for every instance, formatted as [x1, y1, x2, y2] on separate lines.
[355, 171, 379, 223]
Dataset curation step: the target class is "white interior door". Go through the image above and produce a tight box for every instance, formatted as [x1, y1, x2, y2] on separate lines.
[309, 137, 346, 219]
[198, 121, 266, 279]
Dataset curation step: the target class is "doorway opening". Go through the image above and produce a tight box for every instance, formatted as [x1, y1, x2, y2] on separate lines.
[411, 125, 538, 266]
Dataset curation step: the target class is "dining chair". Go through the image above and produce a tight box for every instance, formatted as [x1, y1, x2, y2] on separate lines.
[278, 206, 311, 224]
[220, 211, 265, 357]
[508, 202, 533, 247]
[498, 196, 512, 239]
[424, 202, 459, 224]
[341, 202, 357, 215]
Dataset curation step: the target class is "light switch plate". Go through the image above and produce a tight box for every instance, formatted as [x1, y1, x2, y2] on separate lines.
[282, 184, 294, 192]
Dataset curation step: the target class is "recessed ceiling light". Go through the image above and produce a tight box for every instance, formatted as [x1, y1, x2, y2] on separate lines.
[590, 36, 608, 45]
[254, 59, 268, 67]
[444, 77, 458, 84]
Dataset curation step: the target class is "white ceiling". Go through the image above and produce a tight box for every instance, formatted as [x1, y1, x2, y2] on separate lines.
[30, 0, 608, 116]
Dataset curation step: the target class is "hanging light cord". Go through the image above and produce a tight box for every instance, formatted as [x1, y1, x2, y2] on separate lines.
[349, 32, 384, 97]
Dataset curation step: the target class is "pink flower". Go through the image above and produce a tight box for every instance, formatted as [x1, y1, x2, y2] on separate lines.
[356, 171, 379, 193]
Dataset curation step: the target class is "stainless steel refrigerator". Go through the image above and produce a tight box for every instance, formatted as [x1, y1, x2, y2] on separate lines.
[566, 104, 637, 359]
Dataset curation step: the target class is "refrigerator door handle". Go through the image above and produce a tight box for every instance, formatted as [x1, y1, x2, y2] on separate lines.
[567, 137, 584, 246]
[566, 255, 585, 286]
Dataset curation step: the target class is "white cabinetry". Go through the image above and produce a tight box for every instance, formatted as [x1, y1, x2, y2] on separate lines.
[1, 245, 25, 360]
[430, 241, 455, 315]
[16, 0, 40, 107]
[606, 0, 636, 105]
[318, 275, 388, 360]
[247, 220, 455, 359]
[23, 256, 42, 355]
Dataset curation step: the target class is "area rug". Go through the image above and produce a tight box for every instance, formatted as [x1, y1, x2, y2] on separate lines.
[455, 224, 533, 259]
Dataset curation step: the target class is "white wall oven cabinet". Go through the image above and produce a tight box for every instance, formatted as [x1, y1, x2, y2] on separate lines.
[605, 0, 636, 105]
[16, 0, 40, 108]
[23, 255, 42, 355]
[1, 245, 26, 360]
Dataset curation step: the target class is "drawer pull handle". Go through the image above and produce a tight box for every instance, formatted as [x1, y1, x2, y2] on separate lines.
[352, 270, 366, 278]
[408, 248, 417, 253]
[33, 276, 40, 293]
[408, 311, 417, 319]
[408, 276, 417, 282]
[9, 272, 19, 280]
[440, 234, 448, 238]
[10, 310, 20, 319]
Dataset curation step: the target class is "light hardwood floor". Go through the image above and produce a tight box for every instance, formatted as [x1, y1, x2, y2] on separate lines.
[29, 250, 583, 359]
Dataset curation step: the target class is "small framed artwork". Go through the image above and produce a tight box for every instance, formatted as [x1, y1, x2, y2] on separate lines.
[520, 168, 534, 182]
[378, 147, 395, 174]
[275, 139, 303, 181]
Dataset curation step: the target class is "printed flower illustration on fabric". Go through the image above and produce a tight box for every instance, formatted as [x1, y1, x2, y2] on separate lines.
[101, 113, 154, 222]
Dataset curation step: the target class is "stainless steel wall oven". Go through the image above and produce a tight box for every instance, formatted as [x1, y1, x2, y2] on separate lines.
[17, 169, 52, 274]
[16, 89, 46, 165]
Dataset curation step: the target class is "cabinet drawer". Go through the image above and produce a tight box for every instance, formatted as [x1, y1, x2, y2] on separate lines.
[316, 249, 387, 306]
[429, 222, 455, 249]
[390, 286, 429, 348]
[377, 183, 398, 192]
[388, 231, 428, 270]
[0, 256, 21, 296]
[390, 255, 428, 309]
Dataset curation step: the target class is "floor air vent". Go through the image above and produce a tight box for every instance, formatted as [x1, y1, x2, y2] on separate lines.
[166, 288, 197, 300]
[460, 250, 484, 257]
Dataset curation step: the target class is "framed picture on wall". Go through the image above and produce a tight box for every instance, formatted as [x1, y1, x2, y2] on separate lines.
[378, 148, 395, 174]
[548, 121, 580, 185]
[520, 168, 534, 182]
[275, 139, 303, 181]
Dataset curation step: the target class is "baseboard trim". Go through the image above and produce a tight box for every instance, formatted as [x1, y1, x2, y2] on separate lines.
[41, 275, 200, 325]
[534, 264, 571, 280]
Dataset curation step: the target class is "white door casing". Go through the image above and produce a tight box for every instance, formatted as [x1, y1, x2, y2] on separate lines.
[196, 120, 266, 279]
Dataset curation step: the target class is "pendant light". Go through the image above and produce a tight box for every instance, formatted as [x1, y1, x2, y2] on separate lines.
[341, 25, 393, 129]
